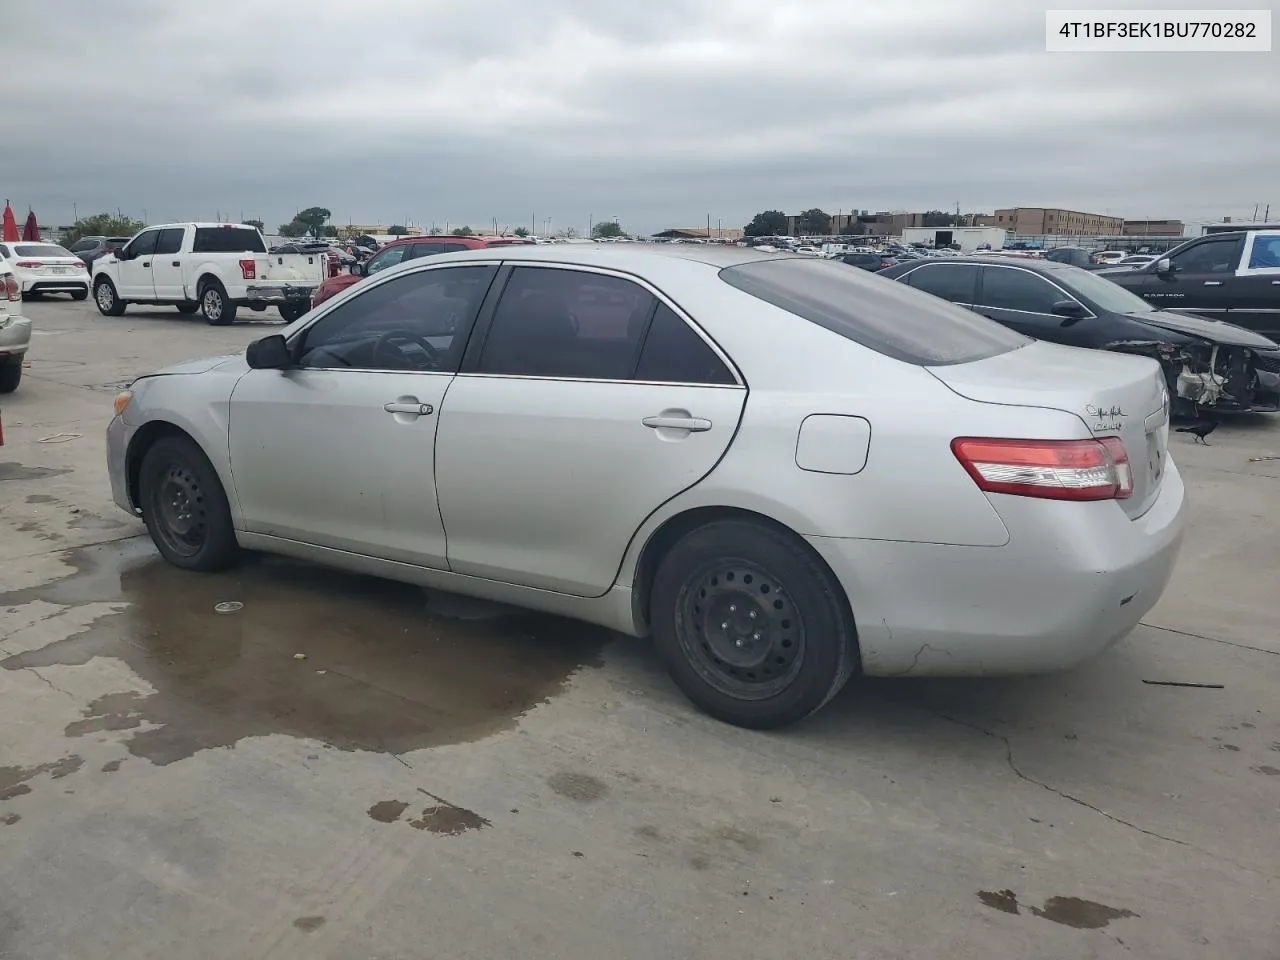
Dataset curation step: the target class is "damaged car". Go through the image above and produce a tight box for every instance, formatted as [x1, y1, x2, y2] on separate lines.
[877, 257, 1280, 415]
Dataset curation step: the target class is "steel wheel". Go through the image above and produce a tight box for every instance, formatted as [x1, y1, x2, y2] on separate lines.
[677, 560, 805, 700]
[149, 460, 209, 560]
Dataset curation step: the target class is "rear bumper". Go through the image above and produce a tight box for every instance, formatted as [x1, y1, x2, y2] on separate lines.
[807, 459, 1187, 677]
[243, 283, 315, 304]
[0, 316, 32, 357]
[23, 278, 88, 294]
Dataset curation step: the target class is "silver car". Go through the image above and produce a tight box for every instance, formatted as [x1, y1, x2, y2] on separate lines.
[106, 245, 1186, 728]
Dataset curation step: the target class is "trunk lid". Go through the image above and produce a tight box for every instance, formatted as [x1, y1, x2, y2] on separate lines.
[929, 341, 1170, 519]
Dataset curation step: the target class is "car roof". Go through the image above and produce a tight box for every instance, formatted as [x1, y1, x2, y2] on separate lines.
[880, 255, 1083, 276]
[377, 235, 533, 248]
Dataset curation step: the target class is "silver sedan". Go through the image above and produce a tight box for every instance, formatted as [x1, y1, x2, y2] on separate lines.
[106, 244, 1186, 728]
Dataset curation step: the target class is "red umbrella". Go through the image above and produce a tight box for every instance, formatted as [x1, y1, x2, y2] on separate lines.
[1, 201, 17, 242]
[21, 210, 39, 242]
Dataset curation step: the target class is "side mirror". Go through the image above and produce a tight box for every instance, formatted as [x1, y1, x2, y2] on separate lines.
[246, 334, 292, 370]
[116, 247, 131, 261]
[1154, 257, 1173, 275]
[1052, 299, 1087, 319]
[350, 262, 365, 276]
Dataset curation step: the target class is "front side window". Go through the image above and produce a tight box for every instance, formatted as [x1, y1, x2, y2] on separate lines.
[125, 231, 160, 258]
[296, 265, 497, 372]
[477, 267, 656, 379]
[365, 245, 409, 275]
[721, 258, 1025, 366]
[978, 267, 1065, 314]
[1170, 239, 1240, 274]
[153, 228, 185, 256]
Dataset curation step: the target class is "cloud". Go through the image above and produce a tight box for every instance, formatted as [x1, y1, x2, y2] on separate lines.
[7, 0, 1276, 233]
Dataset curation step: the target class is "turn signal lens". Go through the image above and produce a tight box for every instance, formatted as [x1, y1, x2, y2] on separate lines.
[114, 390, 132, 417]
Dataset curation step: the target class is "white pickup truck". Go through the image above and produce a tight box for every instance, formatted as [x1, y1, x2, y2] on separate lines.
[91, 222, 328, 325]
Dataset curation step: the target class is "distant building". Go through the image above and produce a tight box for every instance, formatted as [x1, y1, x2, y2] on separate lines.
[993, 207, 1124, 236]
[1122, 219, 1184, 237]
[339, 224, 425, 237]
[653, 226, 744, 240]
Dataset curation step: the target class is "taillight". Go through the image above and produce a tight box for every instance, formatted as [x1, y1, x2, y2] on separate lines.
[15, 261, 41, 268]
[951, 437, 1133, 501]
[239, 259, 256, 280]
[4, 275, 18, 301]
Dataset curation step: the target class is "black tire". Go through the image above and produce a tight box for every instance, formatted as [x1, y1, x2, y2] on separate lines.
[21, 291, 40, 301]
[176, 302, 199, 314]
[70, 289, 88, 301]
[139, 435, 239, 572]
[0, 358, 21, 394]
[278, 303, 307, 323]
[200, 281, 237, 326]
[650, 519, 857, 729]
[94, 278, 126, 316]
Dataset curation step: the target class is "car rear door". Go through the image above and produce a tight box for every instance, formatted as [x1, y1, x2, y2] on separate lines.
[898, 262, 980, 311]
[1234, 232, 1280, 339]
[150, 227, 188, 300]
[433, 264, 746, 597]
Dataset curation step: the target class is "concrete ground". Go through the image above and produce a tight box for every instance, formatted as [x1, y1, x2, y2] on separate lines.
[2, 295, 1278, 960]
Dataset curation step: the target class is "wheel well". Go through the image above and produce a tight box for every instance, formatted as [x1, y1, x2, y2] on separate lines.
[630, 506, 856, 640]
[125, 421, 196, 510]
[196, 274, 222, 297]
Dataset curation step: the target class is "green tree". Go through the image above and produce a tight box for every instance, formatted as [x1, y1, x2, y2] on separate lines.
[277, 220, 307, 237]
[244, 219, 265, 231]
[592, 221, 625, 239]
[797, 208, 831, 235]
[513, 226, 530, 237]
[293, 206, 332, 238]
[387, 225, 409, 235]
[744, 210, 788, 237]
[61, 213, 145, 247]
[450, 225, 474, 236]
[320, 225, 338, 238]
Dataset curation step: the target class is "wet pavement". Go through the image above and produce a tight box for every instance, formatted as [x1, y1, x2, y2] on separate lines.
[2, 296, 1280, 960]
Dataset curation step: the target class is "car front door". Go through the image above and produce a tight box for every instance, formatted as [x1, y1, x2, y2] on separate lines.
[1137, 236, 1244, 318]
[1234, 232, 1280, 339]
[150, 227, 188, 300]
[227, 263, 498, 566]
[116, 229, 160, 299]
[434, 264, 747, 597]
[973, 264, 1094, 345]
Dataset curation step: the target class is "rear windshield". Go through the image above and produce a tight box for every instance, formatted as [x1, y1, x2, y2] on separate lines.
[14, 244, 71, 258]
[192, 227, 267, 254]
[719, 257, 1029, 366]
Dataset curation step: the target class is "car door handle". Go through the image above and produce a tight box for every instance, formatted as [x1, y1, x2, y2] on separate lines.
[1203, 280, 1223, 286]
[383, 401, 433, 415]
[141, 261, 151, 267]
[172, 261, 180, 267]
[643, 415, 712, 432]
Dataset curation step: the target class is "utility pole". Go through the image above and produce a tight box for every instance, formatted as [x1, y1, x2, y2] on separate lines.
[531, 212, 536, 236]
[1265, 204, 1271, 222]
[707, 212, 711, 240]
[588, 212, 593, 237]
[1253, 203, 1260, 221]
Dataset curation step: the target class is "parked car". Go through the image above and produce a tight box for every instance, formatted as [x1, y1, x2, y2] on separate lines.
[1094, 250, 1127, 265]
[66, 236, 130, 272]
[878, 256, 1280, 414]
[309, 234, 531, 308]
[1098, 230, 1280, 340]
[1043, 247, 1107, 270]
[0, 241, 90, 299]
[0, 260, 31, 392]
[92, 223, 329, 324]
[1117, 255, 1157, 268]
[840, 252, 893, 271]
[108, 245, 1184, 729]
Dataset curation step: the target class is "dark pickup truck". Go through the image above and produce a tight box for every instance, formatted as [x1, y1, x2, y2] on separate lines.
[1098, 230, 1280, 340]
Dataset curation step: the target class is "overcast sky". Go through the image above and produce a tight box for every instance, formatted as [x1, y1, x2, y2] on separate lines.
[6, 0, 1276, 235]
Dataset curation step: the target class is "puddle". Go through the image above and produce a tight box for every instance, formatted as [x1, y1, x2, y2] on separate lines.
[0, 464, 71, 482]
[0, 538, 608, 765]
[977, 890, 1138, 928]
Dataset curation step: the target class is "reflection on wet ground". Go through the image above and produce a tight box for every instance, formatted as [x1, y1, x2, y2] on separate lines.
[1, 538, 609, 764]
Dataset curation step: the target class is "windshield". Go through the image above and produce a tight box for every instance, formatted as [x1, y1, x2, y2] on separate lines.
[1055, 265, 1156, 314]
[14, 244, 72, 258]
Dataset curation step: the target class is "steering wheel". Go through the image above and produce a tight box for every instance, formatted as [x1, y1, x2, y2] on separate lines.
[372, 331, 441, 370]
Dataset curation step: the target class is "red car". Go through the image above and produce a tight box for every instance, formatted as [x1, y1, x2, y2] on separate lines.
[310, 235, 531, 308]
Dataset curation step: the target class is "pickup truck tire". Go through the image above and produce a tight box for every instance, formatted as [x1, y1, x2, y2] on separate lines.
[200, 280, 237, 326]
[278, 303, 307, 323]
[176, 302, 199, 315]
[139, 435, 239, 572]
[0, 358, 21, 394]
[93, 278, 127, 317]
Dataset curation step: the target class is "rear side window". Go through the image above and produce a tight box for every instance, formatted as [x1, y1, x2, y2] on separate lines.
[904, 263, 979, 303]
[405, 243, 450, 259]
[634, 304, 736, 385]
[192, 227, 267, 254]
[1248, 236, 1280, 269]
[719, 258, 1027, 366]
